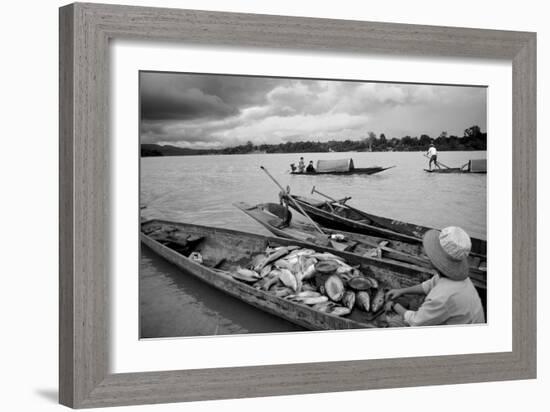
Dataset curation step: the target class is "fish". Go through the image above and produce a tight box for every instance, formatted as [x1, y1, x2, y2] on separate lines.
[336, 266, 352, 275]
[258, 274, 280, 291]
[266, 245, 299, 254]
[295, 255, 314, 282]
[371, 289, 386, 312]
[295, 255, 309, 275]
[286, 248, 316, 260]
[251, 254, 267, 269]
[312, 301, 336, 313]
[347, 277, 373, 291]
[301, 296, 329, 305]
[287, 291, 321, 300]
[278, 268, 298, 291]
[355, 291, 371, 312]
[271, 286, 294, 298]
[366, 277, 379, 289]
[260, 264, 272, 278]
[301, 256, 317, 271]
[335, 260, 354, 270]
[295, 290, 321, 298]
[341, 291, 356, 310]
[301, 262, 317, 280]
[330, 306, 351, 316]
[287, 257, 302, 273]
[232, 267, 261, 283]
[255, 247, 290, 271]
[338, 273, 352, 284]
[301, 283, 317, 292]
[324, 275, 345, 302]
[274, 259, 293, 270]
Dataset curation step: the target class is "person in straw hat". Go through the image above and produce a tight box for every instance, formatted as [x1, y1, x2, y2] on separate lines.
[384, 226, 485, 326]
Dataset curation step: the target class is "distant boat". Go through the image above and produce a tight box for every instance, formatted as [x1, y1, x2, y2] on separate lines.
[290, 158, 395, 176]
[425, 159, 487, 174]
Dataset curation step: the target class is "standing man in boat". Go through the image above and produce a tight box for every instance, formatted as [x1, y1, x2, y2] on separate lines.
[426, 143, 441, 170]
[277, 186, 293, 227]
[384, 226, 485, 326]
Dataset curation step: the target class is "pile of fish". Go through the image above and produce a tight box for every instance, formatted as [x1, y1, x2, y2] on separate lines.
[230, 245, 387, 317]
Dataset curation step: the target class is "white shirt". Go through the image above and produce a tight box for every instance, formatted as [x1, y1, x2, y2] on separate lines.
[403, 274, 485, 326]
[427, 147, 437, 156]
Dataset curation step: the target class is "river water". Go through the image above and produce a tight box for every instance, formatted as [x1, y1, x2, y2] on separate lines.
[140, 151, 486, 338]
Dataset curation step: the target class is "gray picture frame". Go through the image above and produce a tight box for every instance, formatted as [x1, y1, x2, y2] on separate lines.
[59, 2, 536, 408]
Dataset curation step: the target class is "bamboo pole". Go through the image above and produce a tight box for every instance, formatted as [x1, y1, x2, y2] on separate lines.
[260, 166, 326, 235]
[311, 185, 351, 204]
[423, 153, 450, 169]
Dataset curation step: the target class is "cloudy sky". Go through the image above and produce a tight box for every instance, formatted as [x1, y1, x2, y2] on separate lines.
[140, 72, 486, 148]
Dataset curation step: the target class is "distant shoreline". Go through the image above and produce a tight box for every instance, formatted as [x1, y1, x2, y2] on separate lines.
[142, 132, 487, 157]
[140, 148, 487, 158]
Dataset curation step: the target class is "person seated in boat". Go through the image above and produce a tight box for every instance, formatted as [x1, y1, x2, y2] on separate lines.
[384, 226, 485, 327]
[306, 161, 316, 173]
[277, 188, 293, 228]
[297, 157, 305, 173]
[426, 143, 441, 170]
[290, 163, 297, 172]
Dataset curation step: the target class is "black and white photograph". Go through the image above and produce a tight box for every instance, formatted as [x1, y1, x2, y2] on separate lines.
[139, 71, 487, 339]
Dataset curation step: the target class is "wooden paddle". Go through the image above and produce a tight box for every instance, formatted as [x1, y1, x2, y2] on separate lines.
[423, 153, 451, 169]
[260, 166, 326, 235]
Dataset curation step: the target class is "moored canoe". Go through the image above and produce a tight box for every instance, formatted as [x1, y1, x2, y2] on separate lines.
[234, 201, 486, 290]
[141, 220, 460, 331]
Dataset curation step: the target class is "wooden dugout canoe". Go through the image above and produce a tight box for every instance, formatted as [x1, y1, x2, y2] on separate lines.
[287, 195, 487, 288]
[235, 201, 426, 266]
[234, 201, 486, 290]
[424, 167, 465, 173]
[290, 166, 394, 176]
[140, 219, 451, 331]
[289, 195, 487, 256]
[424, 159, 487, 174]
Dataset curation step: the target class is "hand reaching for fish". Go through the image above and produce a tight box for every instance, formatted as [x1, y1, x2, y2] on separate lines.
[385, 289, 402, 300]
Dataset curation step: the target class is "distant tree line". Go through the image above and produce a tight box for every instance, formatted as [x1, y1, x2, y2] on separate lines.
[141, 125, 486, 157]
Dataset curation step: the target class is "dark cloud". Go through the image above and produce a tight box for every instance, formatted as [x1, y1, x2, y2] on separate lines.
[139, 72, 487, 148]
[140, 72, 284, 121]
